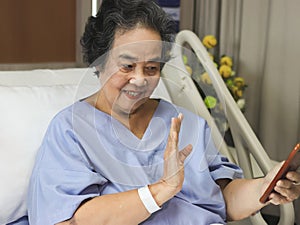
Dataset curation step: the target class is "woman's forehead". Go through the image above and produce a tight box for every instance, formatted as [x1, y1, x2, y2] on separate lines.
[111, 40, 163, 62]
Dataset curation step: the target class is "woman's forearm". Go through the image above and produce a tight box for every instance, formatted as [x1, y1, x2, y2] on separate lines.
[56, 182, 176, 225]
[222, 178, 267, 221]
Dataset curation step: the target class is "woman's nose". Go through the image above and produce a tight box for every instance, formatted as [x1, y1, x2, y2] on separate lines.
[129, 67, 147, 86]
[129, 77, 147, 86]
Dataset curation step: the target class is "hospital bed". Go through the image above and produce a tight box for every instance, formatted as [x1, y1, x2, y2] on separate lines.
[0, 30, 295, 225]
[160, 30, 295, 225]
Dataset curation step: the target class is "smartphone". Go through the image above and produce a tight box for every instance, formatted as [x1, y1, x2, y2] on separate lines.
[259, 143, 300, 204]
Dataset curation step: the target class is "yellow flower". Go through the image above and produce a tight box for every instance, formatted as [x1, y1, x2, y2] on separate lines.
[200, 72, 212, 85]
[219, 65, 232, 78]
[220, 56, 233, 67]
[202, 35, 217, 49]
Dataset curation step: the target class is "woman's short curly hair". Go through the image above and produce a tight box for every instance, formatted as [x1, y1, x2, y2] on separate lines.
[80, 0, 177, 70]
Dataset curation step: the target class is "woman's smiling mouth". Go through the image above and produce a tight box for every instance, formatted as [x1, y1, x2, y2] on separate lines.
[123, 90, 145, 99]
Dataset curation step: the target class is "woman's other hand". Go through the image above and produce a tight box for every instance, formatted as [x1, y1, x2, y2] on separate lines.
[263, 162, 300, 205]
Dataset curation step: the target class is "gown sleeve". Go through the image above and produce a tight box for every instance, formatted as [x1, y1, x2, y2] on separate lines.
[27, 112, 108, 225]
[202, 122, 244, 181]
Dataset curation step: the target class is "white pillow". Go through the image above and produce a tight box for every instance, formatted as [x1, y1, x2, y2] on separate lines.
[0, 67, 170, 224]
[0, 83, 98, 224]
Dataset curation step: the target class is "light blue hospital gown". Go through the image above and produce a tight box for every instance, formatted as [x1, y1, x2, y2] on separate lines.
[13, 99, 243, 225]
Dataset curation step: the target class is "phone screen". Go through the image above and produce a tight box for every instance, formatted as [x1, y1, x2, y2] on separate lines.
[259, 143, 300, 204]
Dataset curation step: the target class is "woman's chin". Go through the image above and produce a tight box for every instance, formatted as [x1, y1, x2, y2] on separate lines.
[114, 100, 147, 116]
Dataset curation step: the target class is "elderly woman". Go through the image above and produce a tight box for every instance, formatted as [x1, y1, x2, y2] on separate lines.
[17, 0, 299, 225]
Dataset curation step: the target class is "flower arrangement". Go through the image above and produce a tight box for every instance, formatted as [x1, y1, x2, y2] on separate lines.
[182, 34, 247, 134]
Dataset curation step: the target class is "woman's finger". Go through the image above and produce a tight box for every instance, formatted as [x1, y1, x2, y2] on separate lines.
[274, 185, 299, 201]
[286, 171, 300, 185]
[165, 114, 182, 157]
[268, 193, 290, 205]
[172, 113, 183, 134]
[179, 145, 193, 164]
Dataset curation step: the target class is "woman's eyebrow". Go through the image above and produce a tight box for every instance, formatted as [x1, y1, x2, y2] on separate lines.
[147, 56, 162, 62]
[118, 54, 138, 62]
[118, 54, 162, 63]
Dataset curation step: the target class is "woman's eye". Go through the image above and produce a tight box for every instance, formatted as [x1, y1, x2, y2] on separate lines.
[120, 64, 134, 73]
[145, 66, 159, 75]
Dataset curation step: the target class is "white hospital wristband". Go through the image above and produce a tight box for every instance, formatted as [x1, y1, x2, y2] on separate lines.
[137, 185, 161, 214]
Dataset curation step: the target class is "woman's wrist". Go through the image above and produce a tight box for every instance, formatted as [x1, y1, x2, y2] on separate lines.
[138, 185, 161, 214]
[148, 181, 178, 207]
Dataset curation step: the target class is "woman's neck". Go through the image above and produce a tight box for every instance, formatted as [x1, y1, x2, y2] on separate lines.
[86, 93, 159, 139]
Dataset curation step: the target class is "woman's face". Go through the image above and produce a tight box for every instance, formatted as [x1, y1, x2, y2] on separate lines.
[98, 27, 163, 116]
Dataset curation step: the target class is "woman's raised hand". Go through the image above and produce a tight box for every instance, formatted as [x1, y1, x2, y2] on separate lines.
[160, 113, 193, 193]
